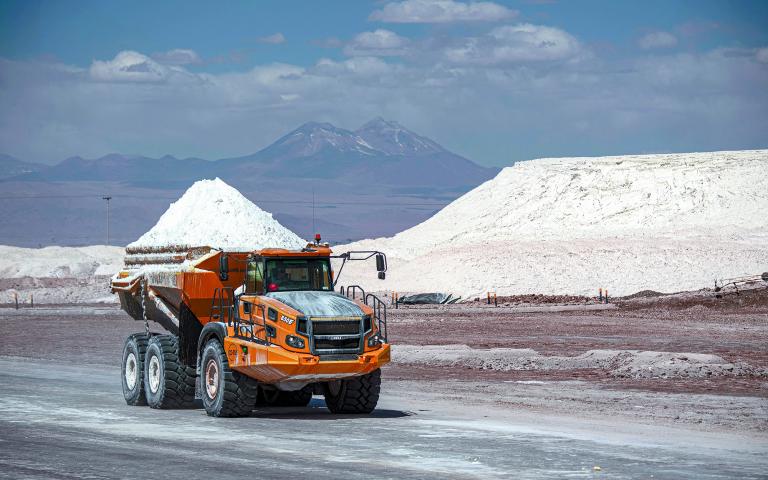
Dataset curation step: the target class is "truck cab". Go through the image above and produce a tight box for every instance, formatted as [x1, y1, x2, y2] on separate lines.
[234, 246, 385, 360]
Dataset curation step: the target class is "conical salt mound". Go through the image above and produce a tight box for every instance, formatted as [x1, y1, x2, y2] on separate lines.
[129, 178, 305, 251]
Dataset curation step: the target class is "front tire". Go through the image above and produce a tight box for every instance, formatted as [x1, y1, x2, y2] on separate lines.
[258, 386, 313, 407]
[122, 333, 149, 406]
[200, 339, 259, 417]
[143, 335, 197, 409]
[323, 369, 381, 414]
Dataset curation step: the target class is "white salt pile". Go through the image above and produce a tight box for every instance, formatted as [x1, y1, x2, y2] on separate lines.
[129, 178, 305, 251]
[0, 245, 124, 278]
[336, 150, 768, 297]
[0, 245, 124, 304]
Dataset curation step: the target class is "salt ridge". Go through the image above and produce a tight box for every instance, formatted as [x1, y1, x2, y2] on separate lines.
[335, 150, 768, 297]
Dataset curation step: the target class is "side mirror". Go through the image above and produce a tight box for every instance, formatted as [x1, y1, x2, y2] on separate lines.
[219, 254, 229, 281]
[378, 271, 386, 280]
[375, 253, 386, 272]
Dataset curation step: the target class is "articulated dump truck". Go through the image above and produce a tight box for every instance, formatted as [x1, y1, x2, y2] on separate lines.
[111, 236, 389, 417]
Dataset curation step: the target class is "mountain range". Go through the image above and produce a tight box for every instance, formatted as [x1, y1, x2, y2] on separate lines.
[0, 118, 500, 247]
[0, 154, 45, 180]
[6, 118, 496, 191]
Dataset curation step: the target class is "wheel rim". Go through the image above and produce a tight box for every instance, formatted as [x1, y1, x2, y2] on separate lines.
[148, 355, 161, 393]
[125, 352, 137, 390]
[205, 359, 219, 399]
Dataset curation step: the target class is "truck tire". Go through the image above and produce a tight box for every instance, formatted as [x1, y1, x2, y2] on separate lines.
[323, 369, 381, 414]
[143, 335, 197, 409]
[122, 333, 150, 406]
[259, 386, 313, 407]
[200, 339, 259, 417]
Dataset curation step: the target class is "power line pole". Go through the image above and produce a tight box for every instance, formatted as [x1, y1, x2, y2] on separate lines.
[102, 196, 112, 245]
[312, 187, 315, 235]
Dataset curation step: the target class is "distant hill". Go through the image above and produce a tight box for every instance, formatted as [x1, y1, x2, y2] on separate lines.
[16, 153, 216, 184]
[0, 154, 45, 180]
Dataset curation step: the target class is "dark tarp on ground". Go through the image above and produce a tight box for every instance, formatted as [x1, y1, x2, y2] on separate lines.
[398, 293, 460, 305]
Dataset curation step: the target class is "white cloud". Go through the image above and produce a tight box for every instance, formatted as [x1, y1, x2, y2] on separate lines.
[638, 31, 678, 50]
[3, 35, 767, 166]
[756, 47, 768, 64]
[315, 56, 395, 77]
[370, 0, 516, 23]
[90, 51, 174, 82]
[151, 48, 202, 65]
[444, 24, 582, 64]
[249, 63, 303, 83]
[344, 29, 410, 56]
[257, 33, 286, 44]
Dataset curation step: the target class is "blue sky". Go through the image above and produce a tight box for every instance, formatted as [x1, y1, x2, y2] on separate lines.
[1, 0, 767, 166]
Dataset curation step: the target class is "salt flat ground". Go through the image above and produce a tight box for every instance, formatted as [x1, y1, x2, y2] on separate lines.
[0, 301, 766, 479]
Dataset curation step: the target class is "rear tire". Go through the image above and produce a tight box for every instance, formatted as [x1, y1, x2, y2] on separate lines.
[122, 333, 149, 406]
[143, 335, 197, 409]
[323, 369, 381, 414]
[200, 339, 259, 417]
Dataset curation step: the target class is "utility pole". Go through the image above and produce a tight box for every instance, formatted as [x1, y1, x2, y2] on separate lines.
[312, 187, 315, 235]
[102, 196, 112, 245]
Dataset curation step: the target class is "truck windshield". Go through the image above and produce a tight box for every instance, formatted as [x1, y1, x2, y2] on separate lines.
[264, 258, 332, 292]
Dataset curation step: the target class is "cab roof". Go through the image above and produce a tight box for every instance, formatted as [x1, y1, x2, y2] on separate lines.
[256, 244, 333, 257]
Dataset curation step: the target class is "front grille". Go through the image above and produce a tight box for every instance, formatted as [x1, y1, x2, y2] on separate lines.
[309, 317, 364, 356]
[312, 320, 360, 335]
[315, 337, 360, 350]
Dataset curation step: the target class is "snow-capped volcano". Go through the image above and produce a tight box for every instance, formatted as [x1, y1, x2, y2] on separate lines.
[355, 117, 444, 156]
[222, 118, 498, 188]
[249, 118, 447, 158]
[260, 121, 379, 158]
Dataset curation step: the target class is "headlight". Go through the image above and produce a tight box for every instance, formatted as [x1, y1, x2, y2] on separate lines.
[367, 334, 382, 347]
[286, 335, 305, 349]
[296, 315, 308, 334]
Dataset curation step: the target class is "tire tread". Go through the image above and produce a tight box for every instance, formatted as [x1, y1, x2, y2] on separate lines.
[323, 369, 381, 414]
[202, 340, 258, 417]
[122, 333, 150, 406]
[145, 335, 197, 409]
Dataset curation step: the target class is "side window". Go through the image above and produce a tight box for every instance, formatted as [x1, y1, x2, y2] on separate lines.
[310, 262, 331, 290]
[246, 259, 264, 293]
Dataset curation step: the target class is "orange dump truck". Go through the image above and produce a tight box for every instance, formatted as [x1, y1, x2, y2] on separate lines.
[111, 235, 389, 417]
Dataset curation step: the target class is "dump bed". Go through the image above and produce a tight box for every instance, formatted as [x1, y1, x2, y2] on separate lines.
[111, 245, 250, 334]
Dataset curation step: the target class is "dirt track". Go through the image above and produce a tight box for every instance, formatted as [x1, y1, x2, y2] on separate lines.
[0, 291, 766, 478]
[385, 297, 768, 397]
[1, 289, 766, 429]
